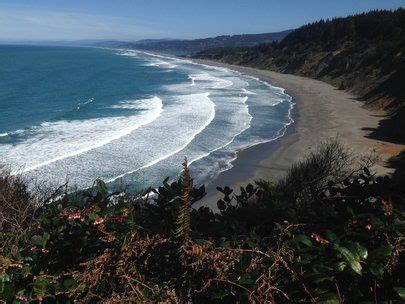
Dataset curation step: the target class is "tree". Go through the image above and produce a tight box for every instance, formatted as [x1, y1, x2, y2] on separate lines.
[175, 158, 193, 242]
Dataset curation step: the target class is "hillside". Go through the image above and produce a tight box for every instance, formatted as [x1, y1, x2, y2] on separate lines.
[96, 30, 292, 55]
[193, 9, 405, 143]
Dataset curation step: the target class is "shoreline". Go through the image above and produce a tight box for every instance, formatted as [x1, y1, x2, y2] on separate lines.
[191, 59, 401, 211]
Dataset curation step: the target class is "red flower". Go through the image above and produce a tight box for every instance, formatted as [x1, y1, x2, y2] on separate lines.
[93, 217, 104, 225]
[110, 215, 124, 222]
[15, 294, 28, 301]
[381, 199, 392, 216]
[30, 246, 37, 251]
[68, 213, 81, 220]
[99, 235, 116, 243]
[311, 233, 329, 244]
[365, 223, 372, 230]
[41, 248, 49, 254]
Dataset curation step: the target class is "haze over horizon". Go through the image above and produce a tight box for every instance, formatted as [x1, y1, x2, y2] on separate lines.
[0, 0, 403, 42]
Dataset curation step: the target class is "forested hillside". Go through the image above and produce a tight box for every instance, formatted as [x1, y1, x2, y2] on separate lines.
[193, 9, 405, 142]
[96, 30, 292, 55]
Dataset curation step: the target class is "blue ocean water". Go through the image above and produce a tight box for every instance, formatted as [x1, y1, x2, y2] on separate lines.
[0, 45, 294, 191]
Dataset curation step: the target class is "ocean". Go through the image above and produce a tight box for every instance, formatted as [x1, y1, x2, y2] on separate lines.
[0, 45, 294, 192]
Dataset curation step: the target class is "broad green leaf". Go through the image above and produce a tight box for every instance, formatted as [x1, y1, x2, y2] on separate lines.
[335, 245, 356, 262]
[63, 278, 77, 290]
[1, 258, 11, 269]
[348, 242, 368, 260]
[294, 235, 313, 247]
[318, 292, 340, 304]
[394, 287, 405, 300]
[0, 273, 10, 283]
[335, 261, 346, 272]
[368, 245, 394, 262]
[348, 260, 362, 275]
[22, 266, 31, 278]
[31, 235, 43, 247]
[1, 283, 15, 302]
[369, 265, 384, 277]
[324, 230, 338, 242]
[42, 232, 50, 248]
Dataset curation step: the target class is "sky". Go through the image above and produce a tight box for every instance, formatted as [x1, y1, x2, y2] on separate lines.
[0, 0, 404, 41]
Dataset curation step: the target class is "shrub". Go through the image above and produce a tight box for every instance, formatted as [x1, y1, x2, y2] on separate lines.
[0, 166, 38, 257]
[0, 142, 403, 303]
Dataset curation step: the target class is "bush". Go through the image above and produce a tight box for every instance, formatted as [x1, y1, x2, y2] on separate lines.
[0, 143, 404, 303]
[0, 166, 38, 257]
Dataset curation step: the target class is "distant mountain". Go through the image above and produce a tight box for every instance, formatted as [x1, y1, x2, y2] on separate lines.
[193, 9, 405, 143]
[0, 39, 111, 47]
[95, 30, 293, 55]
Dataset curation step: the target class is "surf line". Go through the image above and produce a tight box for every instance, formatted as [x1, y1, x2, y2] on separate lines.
[106, 92, 216, 183]
[12, 97, 164, 175]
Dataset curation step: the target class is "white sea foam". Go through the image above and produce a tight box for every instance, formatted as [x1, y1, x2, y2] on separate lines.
[3, 97, 163, 174]
[188, 75, 196, 86]
[242, 88, 257, 95]
[106, 93, 216, 183]
[188, 96, 251, 166]
[189, 72, 233, 89]
[76, 97, 94, 110]
[0, 132, 8, 137]
[110, 96, 161, 110]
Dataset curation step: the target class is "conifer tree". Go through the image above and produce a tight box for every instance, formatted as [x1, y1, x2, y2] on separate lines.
[175, 158, 193, 242]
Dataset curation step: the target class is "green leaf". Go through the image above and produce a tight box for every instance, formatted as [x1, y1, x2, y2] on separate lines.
[1, 258, 11, 269]
[212, 290, 230, 300]
[31, 232, 50, 248]
[63, 278, 77, 290]
[33, 277, 53, 298]
[335, 245, 356, 262]
[1, 273, 10, 284]
[42, 232, 50, 248]
[1, 283, 15, 302]
[369, 265, 384, 277]
[324, 230, 338, 242]
[22, 266, 31, 278]
[335, 261, 346, 272]
[348, 260, 362, 275]
[294, 235, 313, 247]
[368, 245, 394, 262]
[318, 292, 340, 304]
[238, 276, 256, 287]
[31, 235, 43, 247]
[348, 242, 368, 260]
[219, 237, 230, 248]
[335, 245, 362, 275]
[394, 287, 405, 300]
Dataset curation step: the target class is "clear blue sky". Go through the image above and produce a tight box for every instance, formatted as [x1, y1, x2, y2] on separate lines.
[0, 0, 403, 41]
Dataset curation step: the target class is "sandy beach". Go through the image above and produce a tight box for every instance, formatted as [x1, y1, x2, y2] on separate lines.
[192, 59, 402, 211]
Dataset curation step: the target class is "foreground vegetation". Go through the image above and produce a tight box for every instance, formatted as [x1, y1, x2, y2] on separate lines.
[193, 9, 405, 143]
[1, 141, 404, 303]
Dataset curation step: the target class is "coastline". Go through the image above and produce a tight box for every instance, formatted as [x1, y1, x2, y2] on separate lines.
[191, 59, 401, 211]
